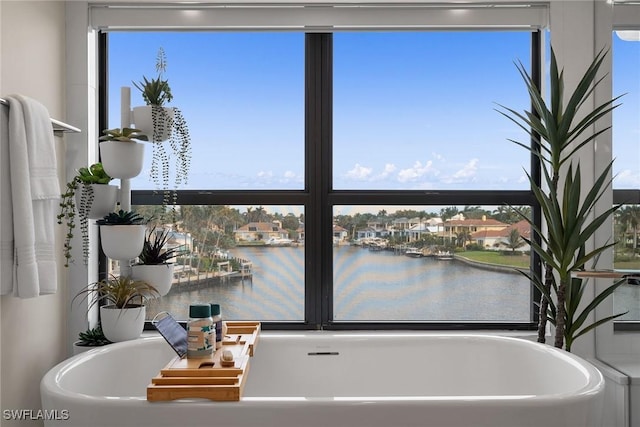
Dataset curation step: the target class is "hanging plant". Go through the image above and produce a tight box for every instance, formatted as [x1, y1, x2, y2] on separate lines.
[132, 47, 191, 222]
[57, 163, 115, 267]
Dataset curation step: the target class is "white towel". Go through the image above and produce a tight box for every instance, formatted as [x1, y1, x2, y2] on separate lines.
[0, 104, 13, 295]
[2, 95, 60, 298]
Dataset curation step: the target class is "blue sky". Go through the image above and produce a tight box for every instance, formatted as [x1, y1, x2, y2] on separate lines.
[108, 31, 640, 192]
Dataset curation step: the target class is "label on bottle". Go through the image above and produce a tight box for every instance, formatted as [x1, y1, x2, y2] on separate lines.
[187, 320, 214, 358]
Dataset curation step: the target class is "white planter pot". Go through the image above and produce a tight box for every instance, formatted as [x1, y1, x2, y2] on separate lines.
[76, 184, 118, 220]
[131, 263, 174, 296]
[99, 141, 145, 179]
[100, 224, 145, 260]
[100, 305, 145, 342]
[132, 106, 174, 142]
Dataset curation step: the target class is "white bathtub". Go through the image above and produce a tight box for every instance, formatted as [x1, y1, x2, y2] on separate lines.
[41, 332, 604, 427]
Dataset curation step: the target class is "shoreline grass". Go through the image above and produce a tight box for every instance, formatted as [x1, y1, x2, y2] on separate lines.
[458, 250, 640, 271]
[456, 251, 530, 269]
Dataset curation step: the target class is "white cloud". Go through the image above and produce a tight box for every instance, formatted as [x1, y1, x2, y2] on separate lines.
[257, 170, 273, 178]
[345, 163, 373, 180]
[614, 169, 640, 188]
[397, 160, 433, 182]
[440, 159, 479, 184]
[451, 158, 479, 179]
[375, 163, 397, 180]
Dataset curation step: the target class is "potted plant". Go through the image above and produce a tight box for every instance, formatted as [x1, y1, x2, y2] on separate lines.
[131, 225, 184, 296]
[497, 48, 627, 352]
[57, 163, 117, 267]
[73, 325, 111, 355]
[73, 275, 159, 342]
[131, 47, 191, 217]
[98, 127, 148, 179]
[97, 209, 147, 261]
[132, 47, 174, 142]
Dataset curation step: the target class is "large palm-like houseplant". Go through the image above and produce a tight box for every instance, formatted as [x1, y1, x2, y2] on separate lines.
[497, 48, 626, 352]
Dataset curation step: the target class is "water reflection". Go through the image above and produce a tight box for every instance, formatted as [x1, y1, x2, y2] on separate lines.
[148, 245, 531, 322]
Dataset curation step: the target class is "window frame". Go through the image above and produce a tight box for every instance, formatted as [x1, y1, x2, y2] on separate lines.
[611, 20, 640, 331]
[99, 30, 543, 331]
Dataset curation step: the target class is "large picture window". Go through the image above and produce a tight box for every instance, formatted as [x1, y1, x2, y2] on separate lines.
[612, 31, 640, 323]
[105, 31, 540, 328]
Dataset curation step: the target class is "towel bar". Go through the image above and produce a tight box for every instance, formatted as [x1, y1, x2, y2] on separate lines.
[0, 98, 81, 135]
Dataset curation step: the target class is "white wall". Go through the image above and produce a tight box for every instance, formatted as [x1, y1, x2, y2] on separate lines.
[0, 2, 69, 426]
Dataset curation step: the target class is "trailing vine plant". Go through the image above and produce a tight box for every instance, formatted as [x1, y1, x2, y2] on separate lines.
[134, 47, 192, 223]
[57, 163, 113, 267]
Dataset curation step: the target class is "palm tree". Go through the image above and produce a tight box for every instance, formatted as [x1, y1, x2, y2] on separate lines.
[440, 206, 459, 220]
[254, 206, 267, 222]
[456, 230, 472, 249]
[503, 228, 525, 253]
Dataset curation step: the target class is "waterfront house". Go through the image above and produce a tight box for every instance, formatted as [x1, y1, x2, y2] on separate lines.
[442, 215, 509, 244]
[234, 222, 290, 244]
[333, 225, 348, 243]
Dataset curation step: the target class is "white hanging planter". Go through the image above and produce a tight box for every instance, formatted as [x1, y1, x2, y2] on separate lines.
[99, 141, 145, 179]
[100, 305, 146, 342]
[99, 224, 145, 260]
[131, 263, 174, 297]
[132, 106, 174, 142]
[76, 184, 119, 220]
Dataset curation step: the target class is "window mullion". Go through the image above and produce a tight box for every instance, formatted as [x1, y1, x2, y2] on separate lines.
[305, 33, 333, 328]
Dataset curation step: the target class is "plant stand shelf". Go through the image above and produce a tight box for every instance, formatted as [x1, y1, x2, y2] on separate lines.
[147, 321, 260, 402]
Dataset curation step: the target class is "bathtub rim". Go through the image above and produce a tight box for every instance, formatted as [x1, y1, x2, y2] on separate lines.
[41, 332, 605, 405]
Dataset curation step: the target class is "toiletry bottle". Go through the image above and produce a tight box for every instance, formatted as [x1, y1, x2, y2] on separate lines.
[210, 303, 223, 349]
[187, 303, 214, 358]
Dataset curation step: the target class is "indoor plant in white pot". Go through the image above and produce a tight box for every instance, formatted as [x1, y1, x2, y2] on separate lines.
[97, 209, 147, 261]
[132, 47, 174, 142]
[131, 225, 183, 296]
[57, 163, 117, 267]
[74, 275, 159, 342]
[98, 127, 148, 179]
[132, 47, 191, 215]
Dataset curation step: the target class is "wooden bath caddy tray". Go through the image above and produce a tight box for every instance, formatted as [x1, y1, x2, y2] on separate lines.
[147, 321, 260, 402]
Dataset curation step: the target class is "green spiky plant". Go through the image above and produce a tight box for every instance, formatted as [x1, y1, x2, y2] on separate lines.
[137, 225, 184, 265]
[96, 210, 146, 226]
[133, 47, 173, 107]
[497, 47, 627, 352]
[76, 325, 111, 347]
